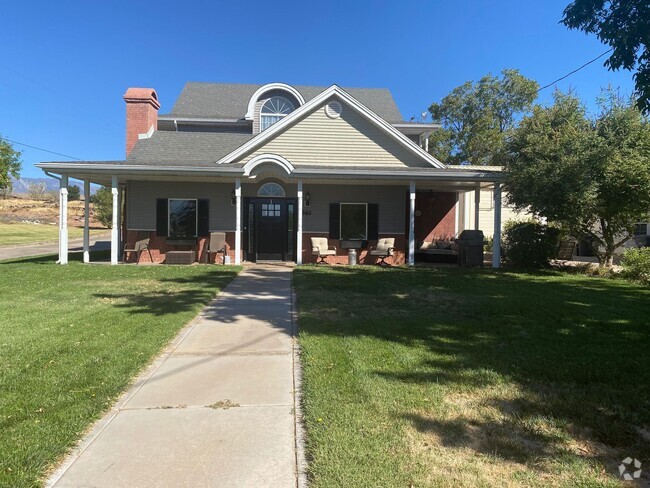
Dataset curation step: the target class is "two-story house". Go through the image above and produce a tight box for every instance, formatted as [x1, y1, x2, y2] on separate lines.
[37, 82, 507, 266]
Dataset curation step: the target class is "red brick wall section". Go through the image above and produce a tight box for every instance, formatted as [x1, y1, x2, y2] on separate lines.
[124, 88, 160, 157]
[301, 233, 406, 265]
[123, 231, 239, 264]
[123, 230, 402, 265]
[415, 192, 457, 243]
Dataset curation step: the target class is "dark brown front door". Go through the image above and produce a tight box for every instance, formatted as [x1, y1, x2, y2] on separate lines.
[244, 198, 296, 262]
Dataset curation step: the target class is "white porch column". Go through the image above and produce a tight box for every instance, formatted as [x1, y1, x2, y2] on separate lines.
[408, 181, 416, 266]
[454, 192, 460, 236]
[58, 175, 69, 265]
[83, 180, 90, 263]
[492, 183, 502, 269]
[296, 180, 303, 265]
[234, 178, 241, 265]
[117, 186, 123, 261]
[111, 176, 119, 265]
[474, 182, 481, 230]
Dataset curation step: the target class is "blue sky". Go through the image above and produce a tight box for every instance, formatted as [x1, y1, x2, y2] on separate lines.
[1, 0, 635, 179]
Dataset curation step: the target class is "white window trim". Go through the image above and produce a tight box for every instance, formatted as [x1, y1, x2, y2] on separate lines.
[168, 198, 198, 237]
[245, 83, 305, 120]
[340, 202, 368, 240]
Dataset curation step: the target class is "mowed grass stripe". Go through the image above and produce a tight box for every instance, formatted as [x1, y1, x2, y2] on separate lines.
[0, 254, 240, 487]
[295, 266, 649, 488]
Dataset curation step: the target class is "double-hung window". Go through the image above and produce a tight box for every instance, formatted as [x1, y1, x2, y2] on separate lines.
[340, 203, 367, 240]
[329, 202, 378, 241]
[168, 199, 198, 237]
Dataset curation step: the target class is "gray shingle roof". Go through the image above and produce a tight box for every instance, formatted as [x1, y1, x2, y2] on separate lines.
[127, 131, 254, 166]
[167, 83, 404, 123]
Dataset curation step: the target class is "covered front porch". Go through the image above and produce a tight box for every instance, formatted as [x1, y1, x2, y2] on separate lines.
[43, 161, 504, 268]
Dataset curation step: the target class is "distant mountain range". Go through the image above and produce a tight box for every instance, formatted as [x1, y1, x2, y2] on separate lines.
[9, 176, 97, 195]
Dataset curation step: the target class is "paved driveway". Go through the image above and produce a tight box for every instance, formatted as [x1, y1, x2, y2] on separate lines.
[47, 265, 305, 487]
[0, 234, 110, 261]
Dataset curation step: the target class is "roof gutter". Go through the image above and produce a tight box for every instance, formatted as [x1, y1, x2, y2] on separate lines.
[291, 168, 505, 182]
[158, 116, 251, 124]
[36, 162, 245, 177]
[36, 162, 503, 182]
[44, 170, 62, 181]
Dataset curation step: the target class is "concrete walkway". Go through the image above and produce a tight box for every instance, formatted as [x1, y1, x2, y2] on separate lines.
[0, 234, 110, 261]
[48, 265, 305, 488]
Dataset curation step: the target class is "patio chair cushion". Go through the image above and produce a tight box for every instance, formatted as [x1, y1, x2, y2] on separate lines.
[311, 237, 335, 256]
[370, 238, 395, 256]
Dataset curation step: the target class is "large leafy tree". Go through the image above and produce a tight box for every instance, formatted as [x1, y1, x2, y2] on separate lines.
[0, 136, 22, 194]
[428, 69, 539, 165]
[562, 0, 650, 113]
[505, 90, 650, 266]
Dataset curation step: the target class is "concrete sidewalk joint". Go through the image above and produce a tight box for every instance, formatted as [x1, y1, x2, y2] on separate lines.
[46, 265, 307, 488]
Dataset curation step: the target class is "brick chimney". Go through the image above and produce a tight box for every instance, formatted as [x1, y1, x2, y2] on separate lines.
[123, 88, 160, 156]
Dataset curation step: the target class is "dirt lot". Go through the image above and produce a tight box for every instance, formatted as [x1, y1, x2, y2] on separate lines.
[0, 195, 106, 229]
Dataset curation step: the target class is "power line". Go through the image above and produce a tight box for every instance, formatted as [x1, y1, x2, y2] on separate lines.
[4, 138, 83, 161]
[537, 48, 614, 92]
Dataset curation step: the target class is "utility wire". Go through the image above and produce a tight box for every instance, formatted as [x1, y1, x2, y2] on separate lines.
[4, 138, 83, 161]
[537, 48, 614, 92]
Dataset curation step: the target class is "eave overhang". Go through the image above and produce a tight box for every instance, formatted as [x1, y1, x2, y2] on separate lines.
[36, 161, 504, 183]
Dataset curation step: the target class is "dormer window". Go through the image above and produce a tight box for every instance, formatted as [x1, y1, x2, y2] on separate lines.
[260, 96, 295, 131]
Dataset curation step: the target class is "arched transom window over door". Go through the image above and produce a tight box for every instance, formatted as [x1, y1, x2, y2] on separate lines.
[260, 96, 295, 131]
[257, 182, 286, 197]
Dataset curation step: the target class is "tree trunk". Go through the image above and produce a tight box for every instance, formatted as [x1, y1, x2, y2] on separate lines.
[598, 219, 616, 268]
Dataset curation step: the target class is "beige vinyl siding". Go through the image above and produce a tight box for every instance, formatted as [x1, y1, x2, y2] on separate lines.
[462, 189, 530, 238]
[240, 97, 430, 168]
[252, 100, 263, 134]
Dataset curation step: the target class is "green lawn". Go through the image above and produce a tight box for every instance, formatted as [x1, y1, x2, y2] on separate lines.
[294, 266, 650, 487]
[0, 223, 106, 247]
[0, 254, 240, 487]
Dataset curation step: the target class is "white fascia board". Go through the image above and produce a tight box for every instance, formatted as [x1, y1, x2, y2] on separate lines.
[158, 116, 250, 124]
[214, 84, 447, 169]
[36, 162, 244, 176]
[291, 168, 504, 182]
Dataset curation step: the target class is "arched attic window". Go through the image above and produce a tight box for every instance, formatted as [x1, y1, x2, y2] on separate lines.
[260, 96, 295, 131]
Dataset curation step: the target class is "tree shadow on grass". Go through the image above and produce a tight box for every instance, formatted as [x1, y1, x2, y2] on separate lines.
[92, 269, 240, 317]
[294, 266, 650, 480]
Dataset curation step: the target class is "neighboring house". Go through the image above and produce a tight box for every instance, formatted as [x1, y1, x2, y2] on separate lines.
[37, 82, 507, 266]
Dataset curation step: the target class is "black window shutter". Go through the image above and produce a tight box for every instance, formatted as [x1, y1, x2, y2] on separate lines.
[156, 198, 168, 236]
[329, 203, 340, 239]
[197, 199, 209, 236]
[367, 203, 379, 240]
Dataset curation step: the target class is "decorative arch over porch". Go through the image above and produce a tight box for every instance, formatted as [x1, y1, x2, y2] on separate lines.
[242, 153, 295, 177]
